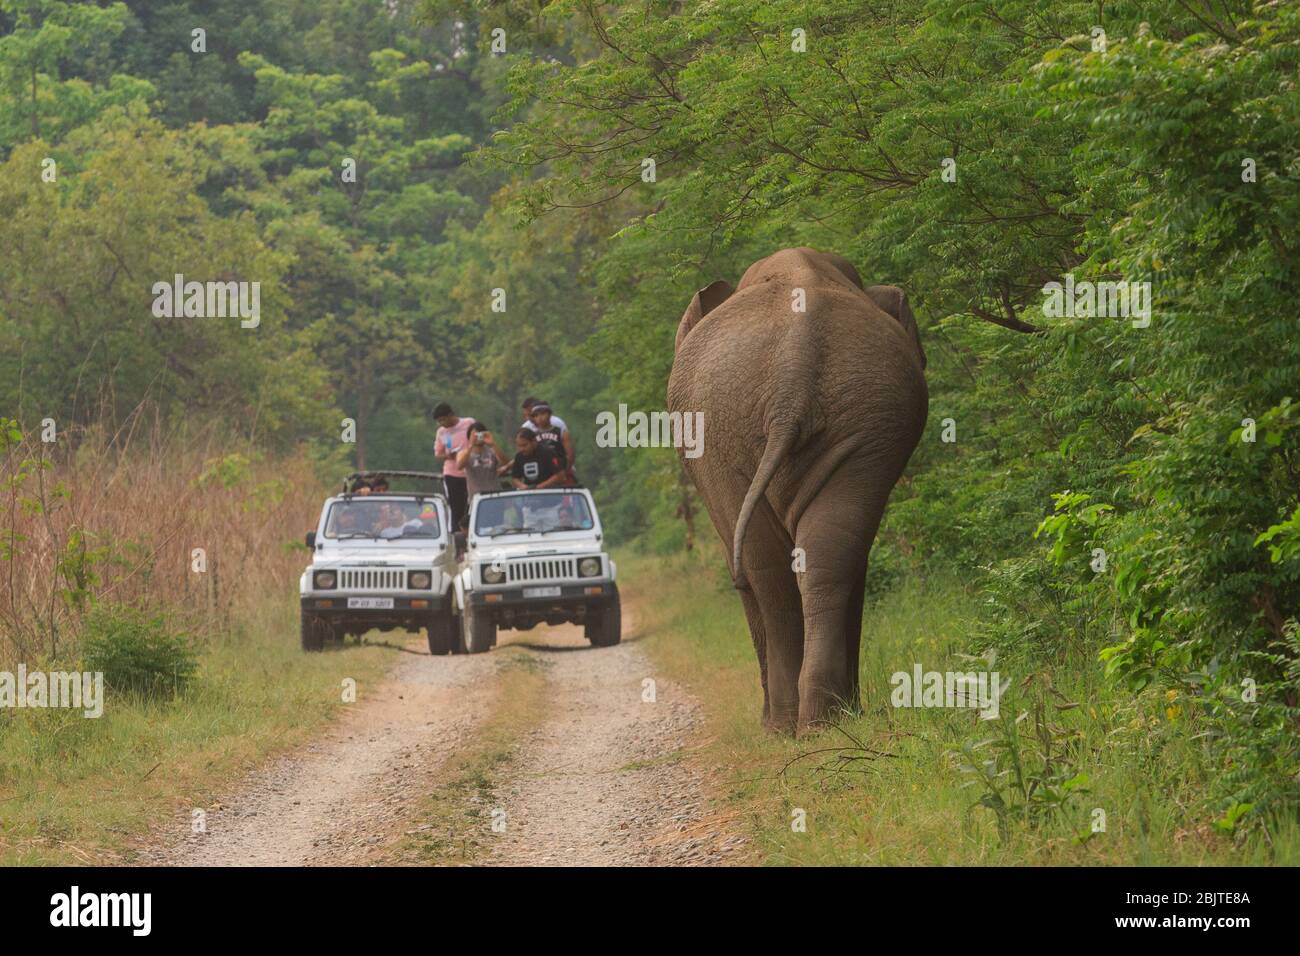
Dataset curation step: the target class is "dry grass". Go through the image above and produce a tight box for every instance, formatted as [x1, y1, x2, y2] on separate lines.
[0, 409, 394, 865]
[1, 409, 322, 663]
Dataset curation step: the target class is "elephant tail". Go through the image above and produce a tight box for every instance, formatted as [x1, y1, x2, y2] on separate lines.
[732, 418, 802, 591]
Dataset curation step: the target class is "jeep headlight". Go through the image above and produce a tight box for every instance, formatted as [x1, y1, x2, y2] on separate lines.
[408, 570, 432, 590]
[314, 570, 337, 589]
[482, 565, 506, 585]
[578, 557, 602, 578]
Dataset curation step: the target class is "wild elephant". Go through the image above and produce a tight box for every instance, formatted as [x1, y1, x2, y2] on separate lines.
[667, 248, 928, 735]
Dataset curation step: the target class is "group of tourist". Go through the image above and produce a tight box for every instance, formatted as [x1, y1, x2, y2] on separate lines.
[433, 397, 577, 530]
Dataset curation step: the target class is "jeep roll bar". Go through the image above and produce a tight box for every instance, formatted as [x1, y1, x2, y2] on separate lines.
[343, 470, 445, 494]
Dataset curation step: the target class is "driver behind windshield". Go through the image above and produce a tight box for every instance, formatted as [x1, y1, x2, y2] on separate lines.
[328, 500, 439, 538]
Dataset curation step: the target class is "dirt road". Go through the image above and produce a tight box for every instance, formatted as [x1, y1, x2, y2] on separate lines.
[146, 615, 746, 866]
[486, 622, 746, 866]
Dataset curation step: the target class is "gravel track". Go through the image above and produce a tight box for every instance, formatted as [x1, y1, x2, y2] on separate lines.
[145, 612, 746, 867]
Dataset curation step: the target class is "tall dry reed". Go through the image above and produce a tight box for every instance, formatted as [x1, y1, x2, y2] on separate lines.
[0, 408, 325, 663]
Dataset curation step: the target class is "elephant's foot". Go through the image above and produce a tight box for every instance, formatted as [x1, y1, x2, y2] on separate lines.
[796, 684, 853, 735]
[796, 707, 853, 737]
[763, 706, 798, 736]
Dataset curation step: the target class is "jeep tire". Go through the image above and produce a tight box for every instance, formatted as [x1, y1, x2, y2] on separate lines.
[585, 592, 622, 647]
[301, 612, 330, 652]
[427, 609, 457, 656]
[459, 603, 495, 654]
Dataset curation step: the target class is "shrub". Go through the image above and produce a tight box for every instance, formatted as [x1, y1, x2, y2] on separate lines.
[80, 605, 199, 701]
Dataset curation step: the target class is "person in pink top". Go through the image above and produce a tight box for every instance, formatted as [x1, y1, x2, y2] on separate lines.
[433, 402, 476, 531]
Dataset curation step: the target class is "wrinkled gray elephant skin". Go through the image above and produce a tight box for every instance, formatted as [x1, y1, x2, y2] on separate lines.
[668, 247, 928, 735]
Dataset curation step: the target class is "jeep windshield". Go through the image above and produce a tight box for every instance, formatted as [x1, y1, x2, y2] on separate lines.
[323, 498, 442, 540]
[474, 493, 594, 537]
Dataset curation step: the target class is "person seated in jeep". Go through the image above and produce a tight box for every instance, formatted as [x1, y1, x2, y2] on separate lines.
[510, 429, 566, 490]
[332, 506, 363, 536]
[373, 500, 407, 534]
[325, 499, 440, 539]
[474, 496, 524, 536]
[473, 491, 593, 537]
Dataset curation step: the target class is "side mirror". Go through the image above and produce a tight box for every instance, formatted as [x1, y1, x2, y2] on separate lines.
[305, 531, 317, 549]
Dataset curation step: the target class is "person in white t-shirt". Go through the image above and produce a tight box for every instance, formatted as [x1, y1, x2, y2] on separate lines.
[521, 401, 575, 483]
[519, 396, 567, 434]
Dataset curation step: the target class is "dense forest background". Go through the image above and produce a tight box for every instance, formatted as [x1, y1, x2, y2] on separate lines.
[2, 1, 1297, 835]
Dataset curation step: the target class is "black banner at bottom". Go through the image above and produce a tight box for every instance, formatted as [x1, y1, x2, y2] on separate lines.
[0, 865, 1278, 942]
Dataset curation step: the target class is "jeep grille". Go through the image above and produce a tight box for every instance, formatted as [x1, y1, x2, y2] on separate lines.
[339, 568, 405, 590]
[507, 558, 575, 583]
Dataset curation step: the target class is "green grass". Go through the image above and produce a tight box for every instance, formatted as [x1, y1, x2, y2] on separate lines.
[0, 599, 391, 865]
[621, 549, 1300, 866]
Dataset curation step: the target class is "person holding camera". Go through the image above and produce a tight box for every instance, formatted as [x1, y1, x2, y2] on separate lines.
[457, 421, 509, 502]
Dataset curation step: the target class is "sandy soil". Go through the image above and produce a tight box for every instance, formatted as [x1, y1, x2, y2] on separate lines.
[487, 621, 748, 866]
[144, 614, 746, 867]
[143, 643, 500, 866]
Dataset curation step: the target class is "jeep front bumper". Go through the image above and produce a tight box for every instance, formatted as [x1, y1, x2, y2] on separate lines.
[301, 594, 447, 615]
[468, 581, 617, 610]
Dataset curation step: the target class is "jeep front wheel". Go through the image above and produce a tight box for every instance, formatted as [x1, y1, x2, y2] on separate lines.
[427, 610, 457, 656]
[301, 612, 328, 652]
[585, 593, 622, 647]
[459, 604, 495, 654]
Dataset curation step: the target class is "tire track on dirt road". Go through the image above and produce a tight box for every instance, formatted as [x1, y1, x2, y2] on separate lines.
[144, 610, 747, 866]
[486, 616, 749, 866]
[145, 641, 501, 867]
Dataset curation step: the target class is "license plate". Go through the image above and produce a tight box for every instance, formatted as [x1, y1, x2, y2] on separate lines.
[523, 586, 562, 599]
[348, 597, 394, 609]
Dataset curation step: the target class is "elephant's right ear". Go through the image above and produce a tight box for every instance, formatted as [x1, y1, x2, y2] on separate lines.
[675, 280, 734, 353]
[864, 285, 927, 370]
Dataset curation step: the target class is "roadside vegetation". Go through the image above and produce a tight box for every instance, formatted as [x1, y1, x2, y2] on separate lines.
[2, 0, 1297, 866]
[625, 551, 1300, 865]
[0, 417, 389, 865]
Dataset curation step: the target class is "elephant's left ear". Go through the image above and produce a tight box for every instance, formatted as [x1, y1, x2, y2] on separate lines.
[865, 285, 927, 370]
[675, 279, 735, 353]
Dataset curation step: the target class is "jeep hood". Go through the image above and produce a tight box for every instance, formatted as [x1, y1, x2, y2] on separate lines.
[467, 537, 601, 559]
[312, 546, 447, 565]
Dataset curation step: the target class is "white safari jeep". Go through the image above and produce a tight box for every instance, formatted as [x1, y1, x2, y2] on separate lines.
[300, 472, 459, 655]
[455, 487, 620, 653]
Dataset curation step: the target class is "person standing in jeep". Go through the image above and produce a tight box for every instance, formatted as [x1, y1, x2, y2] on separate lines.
[510, 429, 566, 489]
[524, 402, 577, 486]
[433, 402, 475, 530]
[457, 421, 509, 502]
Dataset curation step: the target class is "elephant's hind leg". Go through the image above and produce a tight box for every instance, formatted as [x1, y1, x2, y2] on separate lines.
[793, 469, 888, 734]
[739, 505, 804, 735]
[709, 468, 804, 734]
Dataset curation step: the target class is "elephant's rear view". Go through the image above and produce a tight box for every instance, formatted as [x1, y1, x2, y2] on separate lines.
[667, 247, 928, 735]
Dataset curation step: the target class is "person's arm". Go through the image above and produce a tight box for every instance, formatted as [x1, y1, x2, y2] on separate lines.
[534, 453, 565, 489]
[434, 428, 448, 461]
[511, 477, 527, 489]
[487, 435, 508, 466]
[455, 442, 473, 468]
[562, 430, 575, 468]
